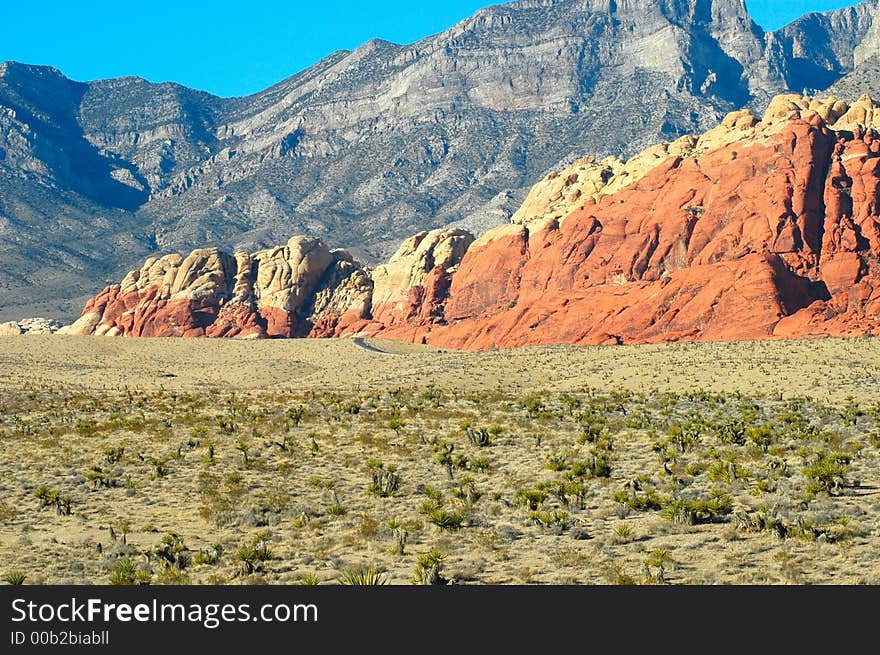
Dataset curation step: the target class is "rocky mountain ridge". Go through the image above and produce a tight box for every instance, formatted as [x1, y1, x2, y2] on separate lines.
[1, 0, 879, 321]
[62, 92, 880, 349]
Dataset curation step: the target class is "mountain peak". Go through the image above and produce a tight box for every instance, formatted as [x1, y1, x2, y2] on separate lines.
[0, 61, 68, 82]
[1, 0, 878, 323]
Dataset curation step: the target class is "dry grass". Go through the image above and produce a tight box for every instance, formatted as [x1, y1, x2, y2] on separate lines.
[0, 335, 878, 585]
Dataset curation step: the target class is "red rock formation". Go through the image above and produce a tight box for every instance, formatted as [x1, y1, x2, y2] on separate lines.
[65, 238, 372, 339]
[66, 94, 880, 350]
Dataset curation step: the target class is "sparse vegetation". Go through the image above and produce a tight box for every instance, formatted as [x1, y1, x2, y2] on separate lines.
[1, 336, 879, 584]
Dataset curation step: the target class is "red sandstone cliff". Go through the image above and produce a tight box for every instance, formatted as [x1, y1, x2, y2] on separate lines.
[64, 94, 880, 350]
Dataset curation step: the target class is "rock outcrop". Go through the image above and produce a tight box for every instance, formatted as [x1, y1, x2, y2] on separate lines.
[69, 93, 880, 349]
[64, 237, 372, 339]
[3, 0, 880, 323]
[0, 318, 64, 335]
[368, 229, 475, 327]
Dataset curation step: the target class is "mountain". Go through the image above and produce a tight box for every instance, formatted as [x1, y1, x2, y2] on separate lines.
[62, 93, 880, 348]
[830, 54, 880, 98]
[2, 0, 879, 321]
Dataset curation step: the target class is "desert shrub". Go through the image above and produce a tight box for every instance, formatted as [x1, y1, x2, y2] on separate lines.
[387, 418, 406, 436]
[734, 509, 789, 539]
[433, 442, 456, 479]
[614, 523, 633, 541]
[643, 548, 674, 583]
[35, 487, 72, 515]
[524, 396, 547, 418]
[426, 508, 464, 530]
[746, 425, 775, 453]
[357, 513, 381, 540]
[151, 533, 191, 571]
[465, 425, 491, 448]
[327, 502, 348, 516]
[468, 454, 491, 472]
[528, 510, 571, 533]
[366, 459, 401, 497]
[413, 548, 447, 585]
[515, 488, 548, 511]
[198, 471, 246, 526]
[423, 485, 443, 502]
[339, 566, 387, 585]
[236, 531, 274, 575]
[148, 457, 168, 478]
[0, 500, 16, 524]
[707, 460, 750, 484]
[109, 558, 138, 585]
[667, 421, 701, 453]
[612, 487, 664, 512]
[298, 573, 319, 586]
[86, 466, 118, 489]
[569, 454, 612, 479]
[661, 492, 733, 525]
[153, 569, 190, 585]
[839, 397, 863, 427]
[286, 405, 306, 428]
[804, 450, 851, 495]
[193, 545, 222, 566]
[452, 476, 482, 508]
[579, 415, 607, 444]
[104, 446, 125, 463]
[546, 453, 569, 472]
[603, 563, 639, 586]
[716, 419, 746, 445]
[3, 570, 26, 585]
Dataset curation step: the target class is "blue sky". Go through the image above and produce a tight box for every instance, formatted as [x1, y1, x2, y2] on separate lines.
[0, 1, 863, 97]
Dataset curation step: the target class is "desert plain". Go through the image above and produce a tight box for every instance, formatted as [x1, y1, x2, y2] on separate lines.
[0, 335, 878, 585]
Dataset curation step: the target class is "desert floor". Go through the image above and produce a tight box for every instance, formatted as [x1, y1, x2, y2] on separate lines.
[0, 335, 878, 585]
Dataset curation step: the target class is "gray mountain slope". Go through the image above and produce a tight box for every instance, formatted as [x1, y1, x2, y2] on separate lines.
[829, 54, 880, 97]
[1, 0, 878, 321]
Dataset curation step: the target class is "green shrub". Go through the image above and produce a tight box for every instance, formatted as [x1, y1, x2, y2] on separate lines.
[366, 459, 401, 497]
[716, 419, 746, 445]
[661, 492, 732, 525]
[612, 488, 664, 512]
[804, 451, 851, 495]
[515, 488, 548, 511]
[746, 425, 774, 453]
[643, 548, 673, 583]
[412, 548, 447, 585]
[151, 533, 191, 571]
[427, 509, 464, 530]
[236, 531, 274, 575]
[528, 510, 571, 532]
[109, 558, 138, 585]
[3, 570, 26, 585]
[339, 566, 387, 585]
[298, 573, 319, 586]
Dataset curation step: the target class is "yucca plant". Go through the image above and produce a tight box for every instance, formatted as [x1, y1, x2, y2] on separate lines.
[4, 570, 26, 585]
[514, 488, 548, 511]
[236, 531, 274, 575]
[298, 572, 319, 586]
[109, 558, 138, 585]
[427, 508, 464, 530]
[412, 548, 447, 585]
[339, 566, 387, 585]
[614, 523, 633, 541]
[643, 548, 674, 583]
[366, 459, 401, 497]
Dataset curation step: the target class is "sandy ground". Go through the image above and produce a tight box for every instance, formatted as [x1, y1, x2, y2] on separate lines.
[0, 335, 878, 403]
[0, 335, 878, 586]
